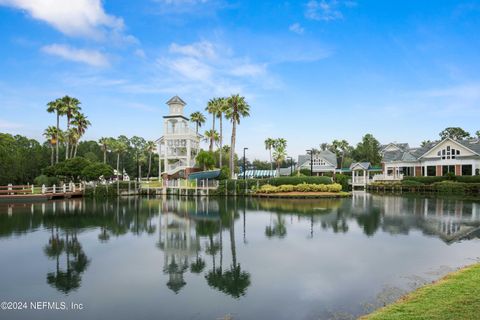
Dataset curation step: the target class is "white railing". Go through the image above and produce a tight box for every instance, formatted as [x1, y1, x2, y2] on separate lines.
[372, 174, 404, 181]
[40, 183, 84, 194]
[163, 179, 219, 190]
[165, 128, 197, 135]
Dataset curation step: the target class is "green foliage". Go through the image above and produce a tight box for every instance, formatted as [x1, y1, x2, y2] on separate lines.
[298, 169, 312, 176]
[400, 180, 424, 186]
[404, 176, 480, 184]
[259, 176, 332, 186]
[218, 166, 230, 180]
[81, 163, 114, 181]
[439, 127, 471, 140]
[53, 157, 91, 181]
[0, 133, 50, 185]
[334, 173, 350, 190]
[257, 183, 343, 193]
[83, 151, 98, 162]
[196, 150, 216, 170]
[33, 174, 59, 187]
[352, 133, 382, 165]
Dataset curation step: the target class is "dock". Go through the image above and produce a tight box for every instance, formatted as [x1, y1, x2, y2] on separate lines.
[0, 184, 85, 202]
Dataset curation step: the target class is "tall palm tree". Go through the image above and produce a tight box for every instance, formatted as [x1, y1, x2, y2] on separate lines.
[203, 130, 219, 153]
[190, 111, 206, 134]
[145, 141, 157, 179]
[59, 96, 81, 160]
[46, 98, 66, 164]
[111, 139, 128, 180]
[71, 112, 91, 158]
[264, 138, 276, 171]
[98, 137, 110, 164]
[273, 138, 287, 177]
[43, 126, 59, 166]
[225, 94, 250, 179]
[216, 97, 228, 168]
[205, 98, 222, 151]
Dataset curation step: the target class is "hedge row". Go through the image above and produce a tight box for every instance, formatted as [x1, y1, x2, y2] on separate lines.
[257, 183, 342, 194]
[211, 176, 333, 196]
[369, 181, 480, 194]
[403, 176, 480, 184]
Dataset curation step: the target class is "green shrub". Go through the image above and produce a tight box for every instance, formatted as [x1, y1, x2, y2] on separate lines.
[401, 180, 424, 186]
[432, 181, 467, 194]
[33, 174, 58, 187]
[334, 173, 350, 190]
[403, 176, 449, 184]
[258, 176, 332, 186]
[82, 163, 114, 181]
[257, 183, 342, 194]
[456, 176, 480, 183]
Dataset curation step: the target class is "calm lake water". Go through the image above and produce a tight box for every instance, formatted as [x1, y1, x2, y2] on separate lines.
[1, 193, 480, 320]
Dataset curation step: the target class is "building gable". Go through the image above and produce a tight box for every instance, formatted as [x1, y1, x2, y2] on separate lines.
[420, 138, 477, 159]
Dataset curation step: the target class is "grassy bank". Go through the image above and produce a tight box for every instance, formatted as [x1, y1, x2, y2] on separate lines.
[362, 263, 480, 320]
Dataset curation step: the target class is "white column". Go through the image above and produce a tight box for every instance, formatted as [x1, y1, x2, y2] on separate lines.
[187, 139, 191, 167]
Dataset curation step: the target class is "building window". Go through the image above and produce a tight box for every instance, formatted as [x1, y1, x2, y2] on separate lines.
[312, 157, 328, 166]
[439, 145, 460, 160]
[462, 165, 473, 176]
[427, 166, 436, 176]
[442, 165, 455, 175]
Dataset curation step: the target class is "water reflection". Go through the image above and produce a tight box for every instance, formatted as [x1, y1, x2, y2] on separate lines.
[1, 194, 480, 300]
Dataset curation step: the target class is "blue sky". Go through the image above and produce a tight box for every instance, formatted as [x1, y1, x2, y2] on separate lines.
[1, 0, 480, 160]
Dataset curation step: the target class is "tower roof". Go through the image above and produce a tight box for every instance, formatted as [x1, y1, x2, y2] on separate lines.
[167, 95, 186, 106]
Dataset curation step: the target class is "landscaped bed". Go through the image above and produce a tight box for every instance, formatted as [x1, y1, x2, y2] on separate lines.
[253, 183, 351, 198]
[254, 191, 351, 199]
[361, 263, 480, 320]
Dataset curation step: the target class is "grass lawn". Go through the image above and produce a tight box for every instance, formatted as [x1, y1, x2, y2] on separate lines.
[361, 263, 480, 320]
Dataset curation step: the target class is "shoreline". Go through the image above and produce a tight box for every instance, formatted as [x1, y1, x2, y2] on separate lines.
[361, 262, 480, 320]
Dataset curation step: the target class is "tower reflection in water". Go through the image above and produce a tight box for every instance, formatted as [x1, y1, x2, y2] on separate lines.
[157, 197, 251, 298]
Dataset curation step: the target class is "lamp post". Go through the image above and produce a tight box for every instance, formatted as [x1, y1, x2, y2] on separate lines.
[287, 157, 293, 175]
[306, 149, 313, 176]
[243, 147, 248, 180]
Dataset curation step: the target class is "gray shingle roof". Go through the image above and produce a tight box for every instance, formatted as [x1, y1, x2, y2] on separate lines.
[297, 150, 338, 167]
[167, 95, 186, 106]
[381, 138, 480, 163]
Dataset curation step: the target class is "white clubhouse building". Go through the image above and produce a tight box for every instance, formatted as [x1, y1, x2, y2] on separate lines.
[381, 137, 480, 178]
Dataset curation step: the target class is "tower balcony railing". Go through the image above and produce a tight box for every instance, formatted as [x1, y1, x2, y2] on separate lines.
[165, 128, 198, 135]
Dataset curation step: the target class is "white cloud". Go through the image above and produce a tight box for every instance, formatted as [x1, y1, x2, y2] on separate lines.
[169, 41, 217, 59]
[134, 49, 146, 59]
[230, 63, 266, 77]
[289, 23, 305, 34]
[305, 0, 343, 21]
[161, 56, 213, 81]
[42, 44, 109, 67]
[0, 0, 125, 39]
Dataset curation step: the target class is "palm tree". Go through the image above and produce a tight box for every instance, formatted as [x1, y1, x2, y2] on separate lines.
[205, 98, 223, 151]
[196, 150, 215, 171]
[70, 112, 91, 158]
[111, 139, 128, 180]
[331, 139, 350, 169]
[273, 138, 287, 177]
[190, 111, 206, 134]
[264, 138, 276, 171]
[203, 130, 219, 152]
[216, 98, 228, 167]
[43, 126, 59, 166]
[98, 137, 110, 164]
[65, 128, 80, 159]
[59, 96, 81, 160]
[46, 98, 66, 164]
[145, 141, 157, 179]
[225, 94, 250, 179]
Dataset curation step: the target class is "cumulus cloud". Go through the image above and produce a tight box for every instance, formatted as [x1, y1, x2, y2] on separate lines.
[42, 44, 109, 67]
[0, 0, 126, 39]
[289, 23, 305, 34]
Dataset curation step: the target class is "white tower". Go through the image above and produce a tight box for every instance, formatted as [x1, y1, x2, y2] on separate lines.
[157, 96, 201, 178]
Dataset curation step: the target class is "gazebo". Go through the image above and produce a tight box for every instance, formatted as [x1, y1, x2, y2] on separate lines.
[350, 162, 373, 188]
